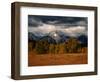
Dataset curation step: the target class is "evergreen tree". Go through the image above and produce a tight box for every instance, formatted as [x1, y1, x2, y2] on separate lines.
[65, 38, 80, 53]
[35, 40, 49, 54]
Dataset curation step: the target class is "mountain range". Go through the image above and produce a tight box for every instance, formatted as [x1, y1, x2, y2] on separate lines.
[28, 31, 87, 45]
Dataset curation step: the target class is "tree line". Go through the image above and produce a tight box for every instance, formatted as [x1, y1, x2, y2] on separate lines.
[28, 38, 87, 54]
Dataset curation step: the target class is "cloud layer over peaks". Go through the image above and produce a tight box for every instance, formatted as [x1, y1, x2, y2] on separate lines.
[28, 15, 88, 37]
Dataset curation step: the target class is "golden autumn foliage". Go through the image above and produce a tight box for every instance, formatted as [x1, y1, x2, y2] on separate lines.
[28, 38, 87, 55]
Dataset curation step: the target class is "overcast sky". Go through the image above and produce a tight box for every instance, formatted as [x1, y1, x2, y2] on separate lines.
[28, 15, 88, 37]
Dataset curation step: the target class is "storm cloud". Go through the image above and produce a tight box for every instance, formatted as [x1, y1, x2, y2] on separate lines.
[28, 15, 88, 37]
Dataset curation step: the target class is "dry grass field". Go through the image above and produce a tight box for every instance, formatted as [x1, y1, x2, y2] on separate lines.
[28, 51, 87, 66]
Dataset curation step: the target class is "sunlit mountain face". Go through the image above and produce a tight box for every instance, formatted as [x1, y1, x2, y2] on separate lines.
[49, 31, 60, 42]
[28, 15, 88, 44]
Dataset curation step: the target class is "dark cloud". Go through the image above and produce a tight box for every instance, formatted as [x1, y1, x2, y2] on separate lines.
[28, 15, 87, 26]
[28, 16, 43, 27]
[28, 15, 88, 37]
[28, 15, 87, 27]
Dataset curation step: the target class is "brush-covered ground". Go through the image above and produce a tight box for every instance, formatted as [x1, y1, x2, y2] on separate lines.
[28, 52, 87, 66]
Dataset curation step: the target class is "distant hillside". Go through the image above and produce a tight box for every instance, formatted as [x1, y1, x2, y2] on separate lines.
[28, 31, 87, 45]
